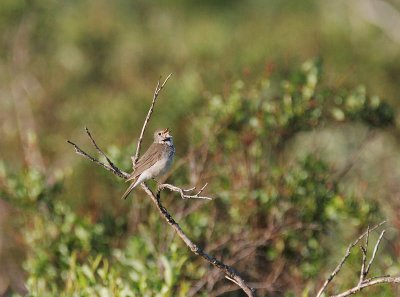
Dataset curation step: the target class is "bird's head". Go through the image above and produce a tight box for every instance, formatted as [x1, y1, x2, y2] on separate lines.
[154, 128, 173, 145]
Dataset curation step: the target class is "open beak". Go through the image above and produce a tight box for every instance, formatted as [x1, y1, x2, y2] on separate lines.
[162, 128, 171, 140]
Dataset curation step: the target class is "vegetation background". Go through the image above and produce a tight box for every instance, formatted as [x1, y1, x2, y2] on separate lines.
[0, 0, 400, 296]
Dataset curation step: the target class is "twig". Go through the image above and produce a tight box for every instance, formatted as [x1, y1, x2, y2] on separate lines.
[67, 75, 255, 296]
[66, 138, 129, 179]
[369, 274, 391, 281]
[132, 73, 173, 167]
[84, 127, 124, 176]
[365, 225, 370, 252]
[317, 221, 400, 297]
[365, 230, 385, 275]
[358, 246, 367, 285]
[158, 183, 213, 200]
[331, 276, 400, 297]
[358, 225, 369, 284]
[316, 221, 386, 297]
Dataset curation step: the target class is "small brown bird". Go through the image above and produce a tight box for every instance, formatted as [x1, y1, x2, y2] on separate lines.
[122, 128, 175, 199]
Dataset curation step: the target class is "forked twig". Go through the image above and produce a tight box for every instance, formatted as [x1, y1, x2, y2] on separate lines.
[316, 221, 385, 297]
[67, 75, 255, 297]
[84, 127, 124, 175]
[333, 276, 400, 297]
[158, 183, 212, 200]
[66, 138, 129, 179]
[316, 221, 400, 297]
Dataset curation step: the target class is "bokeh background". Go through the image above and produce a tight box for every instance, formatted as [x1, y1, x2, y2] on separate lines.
[1, 0, 400, 296]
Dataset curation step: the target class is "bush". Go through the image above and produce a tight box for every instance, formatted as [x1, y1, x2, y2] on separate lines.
[1, 60, 397, 296]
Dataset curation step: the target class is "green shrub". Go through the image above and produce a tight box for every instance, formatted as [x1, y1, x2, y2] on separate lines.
[1, 59, 397, 296]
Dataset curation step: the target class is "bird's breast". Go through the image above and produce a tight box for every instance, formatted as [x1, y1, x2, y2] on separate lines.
[149, 146, 174, 178]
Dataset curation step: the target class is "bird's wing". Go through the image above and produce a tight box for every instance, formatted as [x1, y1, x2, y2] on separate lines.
[127, 143, 164, 181]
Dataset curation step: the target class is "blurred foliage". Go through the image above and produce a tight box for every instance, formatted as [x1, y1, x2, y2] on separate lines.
[1, 59, 398, 296]
[188, 60, 393, 295]
[1, 0, 400, 296]
[0, 166, 194, 297]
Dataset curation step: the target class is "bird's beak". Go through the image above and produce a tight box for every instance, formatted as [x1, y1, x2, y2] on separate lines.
[162, 128, 171, 140]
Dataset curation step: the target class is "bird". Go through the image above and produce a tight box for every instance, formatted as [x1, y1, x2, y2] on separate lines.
[122, 128, 175, 199]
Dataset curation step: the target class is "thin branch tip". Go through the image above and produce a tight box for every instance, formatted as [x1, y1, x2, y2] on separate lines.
[165, 72, 173, 81]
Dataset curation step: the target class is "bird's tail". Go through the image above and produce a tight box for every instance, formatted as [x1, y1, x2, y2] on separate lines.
[121, 178, 137, 200]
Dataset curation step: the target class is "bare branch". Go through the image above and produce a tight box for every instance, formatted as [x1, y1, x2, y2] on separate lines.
[141, 183, 256, 296]
[316, 221, 386, 297]
[67, 75, 255, 296]
[158, 183, 213, 200]
[132, 73, 173, 167]
[358, 225, 369, 284]
[365, 225, 370, 251]
[317, 221, 400, 297]
[331, 276, 400, 297]
[365, 230, 385, 275]
[68, 136, 253, 295]
[84, 127, 125, 176]
[358, 246, 367, 285]
[66, 139, 129, 179]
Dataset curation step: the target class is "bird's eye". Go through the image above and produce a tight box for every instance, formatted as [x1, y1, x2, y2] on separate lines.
[158, 132, 161, 136]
